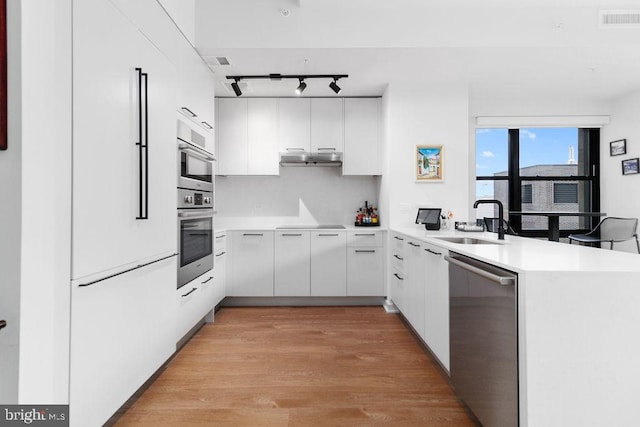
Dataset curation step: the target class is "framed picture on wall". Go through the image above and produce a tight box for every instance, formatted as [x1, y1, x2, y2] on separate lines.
[622, 158, 639, 175]
[416, 145, 443, 182]
[610, 139, 626, 156]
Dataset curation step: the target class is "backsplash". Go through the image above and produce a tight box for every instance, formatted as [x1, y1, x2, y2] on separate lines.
[215, 167, 381, 228]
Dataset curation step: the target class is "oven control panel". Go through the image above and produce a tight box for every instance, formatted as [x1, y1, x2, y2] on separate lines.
[178, 188, 213, 209]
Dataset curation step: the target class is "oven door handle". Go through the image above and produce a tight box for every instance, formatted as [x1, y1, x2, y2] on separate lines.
[178, 140, 215, 162]
[178, 210, 213, 218]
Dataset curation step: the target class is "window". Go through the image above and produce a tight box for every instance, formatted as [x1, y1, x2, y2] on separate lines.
[476, 128, 600, 238]
[554, 183, 578, 204]
[521, 184, 533, 204]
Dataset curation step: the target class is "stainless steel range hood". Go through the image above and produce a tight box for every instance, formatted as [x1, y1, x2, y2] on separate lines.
[279, 152, 343, 167]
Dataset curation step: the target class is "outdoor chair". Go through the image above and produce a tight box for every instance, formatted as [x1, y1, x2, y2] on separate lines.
[568, 217, 640, 253]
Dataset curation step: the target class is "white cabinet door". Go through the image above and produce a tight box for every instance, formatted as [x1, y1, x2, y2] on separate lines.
[213, 232, 228, 306]
[310, 98, 344, 153]
[390, 269, 407, 314]
[275, 231, 311, 296]
[310, 231, 347, 296]
[248, 98, 279, 175]
[344, 98, 381, 175]
[176, 271, 215, 343]
[406, 240, 426, 339]
[347, 248, 384, 296]
[70, 257, 176, 427]
[217, 98, 248, 175]
[279, 98, 310, 153]
[231, 231, 274, 296]
[72, 0, 176, 279]
[423, 243, 450, 370]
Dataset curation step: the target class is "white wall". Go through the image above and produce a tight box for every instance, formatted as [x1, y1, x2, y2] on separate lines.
[7, 0, 71, 404]
[383, 82, 470, 229]
[600, 90, 640, 253]
[215, 167, 381, 228]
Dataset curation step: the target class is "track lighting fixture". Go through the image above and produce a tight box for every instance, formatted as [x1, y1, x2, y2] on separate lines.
[231, 79, 242, 97]
[295, 79, 307, 95]
[329, 78, 341, 94]
[226, 74, 348, 96]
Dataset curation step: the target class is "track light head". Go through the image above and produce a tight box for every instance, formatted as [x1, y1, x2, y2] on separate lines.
[295, 79, 307, 95]
[231, 79, 242, 96]
[329, 78, 341, 94]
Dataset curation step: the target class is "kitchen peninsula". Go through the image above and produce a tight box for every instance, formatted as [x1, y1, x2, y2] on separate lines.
[391, 226, 640, 427]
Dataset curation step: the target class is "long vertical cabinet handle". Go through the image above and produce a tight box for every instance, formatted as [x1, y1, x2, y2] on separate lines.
[135, 67, 149, 220]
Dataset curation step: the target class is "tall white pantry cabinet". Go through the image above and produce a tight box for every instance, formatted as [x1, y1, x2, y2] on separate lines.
[68, 0, 214, 426]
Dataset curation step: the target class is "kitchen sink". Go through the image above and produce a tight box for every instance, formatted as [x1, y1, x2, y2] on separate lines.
[434, 237, 502, 245]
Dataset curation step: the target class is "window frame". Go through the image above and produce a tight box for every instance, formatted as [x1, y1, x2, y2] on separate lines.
[476, 128, 600, 238]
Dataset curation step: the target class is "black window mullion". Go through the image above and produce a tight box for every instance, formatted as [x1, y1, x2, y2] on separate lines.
[586, 128, 600, 230]
[508, 129, 521, 232]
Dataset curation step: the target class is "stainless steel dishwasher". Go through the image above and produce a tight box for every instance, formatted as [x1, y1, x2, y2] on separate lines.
[445, 253, 518, 427]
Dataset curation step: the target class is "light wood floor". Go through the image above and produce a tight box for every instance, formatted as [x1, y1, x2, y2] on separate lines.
[114, 306, 477, 426]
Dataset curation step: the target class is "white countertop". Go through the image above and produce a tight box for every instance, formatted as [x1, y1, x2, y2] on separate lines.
[216, 224, 387, 232]
[391, 226, 640, 274]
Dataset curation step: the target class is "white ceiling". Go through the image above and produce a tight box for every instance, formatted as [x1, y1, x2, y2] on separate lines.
[193, 0, 640, 101]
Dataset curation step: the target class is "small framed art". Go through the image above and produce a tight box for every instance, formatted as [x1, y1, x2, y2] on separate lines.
[416, 145, 443, 182]
[622, 158, 639, 175]
[610, 139, 626, 156]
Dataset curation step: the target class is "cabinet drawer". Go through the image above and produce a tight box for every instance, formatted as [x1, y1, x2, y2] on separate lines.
[391, 233, 406, 254]
[391, 251, 406, 274]
[177, 273, 215, 342]
[347, 231, 383, 247]
[215, 232, 228, 252]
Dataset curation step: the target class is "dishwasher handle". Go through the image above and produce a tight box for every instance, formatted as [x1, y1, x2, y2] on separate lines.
[444, 255, 515, 286]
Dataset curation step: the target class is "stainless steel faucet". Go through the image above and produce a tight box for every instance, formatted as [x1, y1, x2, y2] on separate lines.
[473, 199, 505, 240]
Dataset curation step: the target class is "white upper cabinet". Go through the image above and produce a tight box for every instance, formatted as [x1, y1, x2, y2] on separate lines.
[248, 98, 279, 175]
[111, 0, 215, 132]
[217, 98, 248, 175]
[177, 48, 216, 132]
[344, 98, 381, 175]
[278, 98, 310, 153]
[72, 0, 176, 279]
[216, 98, 279, 175]
[215, 96, 381, 176]
[310, 98, 344, 153]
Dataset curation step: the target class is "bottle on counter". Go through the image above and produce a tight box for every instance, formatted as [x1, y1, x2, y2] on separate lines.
[372, 207, 378, 224]
[356, 208, 364, 225]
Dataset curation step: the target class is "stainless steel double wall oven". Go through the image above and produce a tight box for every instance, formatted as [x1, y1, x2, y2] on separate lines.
[177, 121, 215, 288]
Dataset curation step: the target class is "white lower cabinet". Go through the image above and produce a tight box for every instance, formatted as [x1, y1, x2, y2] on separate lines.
[275, 231, 311, 296]
[213, 232, 228, 306]
[311, 231, 347, 296]
[347, 231, 384, 296]
[422, 242, 450, 370]
[406, 239, 426, 339]
[230, 231, 274, 296]
[70, 257, 176, 427]
[176, 271, 215, 343]
[390, 233, 407, 312]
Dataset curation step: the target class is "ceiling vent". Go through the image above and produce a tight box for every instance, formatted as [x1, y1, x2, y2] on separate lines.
[599, 10, 640, 29]
[214, 56, 231, 66]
